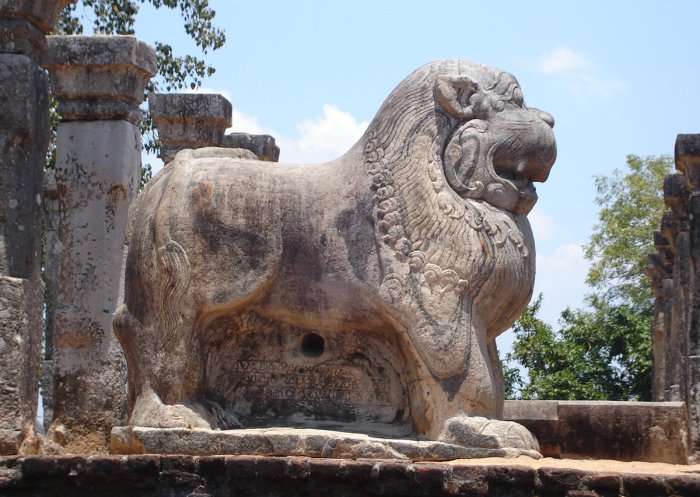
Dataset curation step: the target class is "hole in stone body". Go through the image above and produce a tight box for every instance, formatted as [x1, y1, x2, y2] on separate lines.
[301, 333, 325, 357]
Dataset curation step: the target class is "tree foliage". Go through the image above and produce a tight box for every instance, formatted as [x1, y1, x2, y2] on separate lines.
[51, 1, 226, 179]
[585, 155, 673, 309]
[505, 155, 672, 401]
[504, 296, 652, 401]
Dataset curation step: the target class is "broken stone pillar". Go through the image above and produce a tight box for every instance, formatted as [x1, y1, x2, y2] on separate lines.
[675, 134, 700, 455]
[41, 35, 156, 453]
[0, 0, 74, 455]
[222, 132, 280, 162]
[148, 93, 232, 163]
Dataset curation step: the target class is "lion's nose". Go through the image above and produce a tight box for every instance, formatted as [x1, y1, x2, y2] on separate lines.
[539, 111, 555, 128]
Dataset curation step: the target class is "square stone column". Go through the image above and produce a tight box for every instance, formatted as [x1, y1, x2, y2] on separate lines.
[675, 134, 700, 456]
[42, 35, 156, 453]
[0, 0, 74, 455]
[148, 93, 232, 163]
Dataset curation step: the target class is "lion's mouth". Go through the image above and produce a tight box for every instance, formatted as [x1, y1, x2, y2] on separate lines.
[497, 171, 537, 199]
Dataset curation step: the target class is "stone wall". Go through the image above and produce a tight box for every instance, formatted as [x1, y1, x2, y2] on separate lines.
[0, 455, 699, 497]
[648, 134, 700, 458]
[504, 400, 688, 464]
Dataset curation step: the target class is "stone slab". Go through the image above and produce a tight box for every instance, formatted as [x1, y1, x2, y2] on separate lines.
[1, 455, 699, 497]
[504, 400, 689, 464]
[110, 427, 541, 461]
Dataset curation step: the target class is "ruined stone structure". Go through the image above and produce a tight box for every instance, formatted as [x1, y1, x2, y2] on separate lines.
[149, 92, 280, 163]
[648, 134, 700, 458]
[113, 60, 556, 458]
[0, 0, 74, 455]
[41, 35, 156, 453]
[149, 93, 233, 163]
[223, 132, 280, 162]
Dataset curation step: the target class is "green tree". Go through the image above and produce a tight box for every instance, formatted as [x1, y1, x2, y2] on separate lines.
[50, 1, 226, 182]
[585, 155, 673, 309]
[505, 155, 672, 401]
[504, 296, 653, 400]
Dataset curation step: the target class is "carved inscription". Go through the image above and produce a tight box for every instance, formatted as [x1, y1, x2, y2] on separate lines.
[233, 360, 391, 406]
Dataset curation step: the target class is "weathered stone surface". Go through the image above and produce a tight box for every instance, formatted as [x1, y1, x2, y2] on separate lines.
[116, 60, 556, 455]
[504, 400, 689, 464]
[41, 35, 156, 453]
[676, 134, 700, 192]
[40, 169, 59, 431]
[1, 455, 699, 497]
[0, 277, 43, 454]
[0, 1, 73, 35]
[48, 120, 142, 453]
[111, 426, 540, 460]
[0, 1, 69, 456]
[0, 2, 73, 58]
[222, 132, 280, 161]
[149, 93, 232, 162]
[0, 55, 49, 278]
[649, 134, 700, 460]
[43, 35, 157, 123]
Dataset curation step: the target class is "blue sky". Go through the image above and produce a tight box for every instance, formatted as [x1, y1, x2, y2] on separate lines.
[122, 1, 700, 350]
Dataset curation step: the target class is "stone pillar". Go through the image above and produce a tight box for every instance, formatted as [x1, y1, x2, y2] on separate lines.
[41, 35, 156, 453]
[0, 0, 73, 455]
[222, 132, 280, 162]
[41, 169, 59, 431]
[148, 93, 232, 163]
[675, 134, 700, 455]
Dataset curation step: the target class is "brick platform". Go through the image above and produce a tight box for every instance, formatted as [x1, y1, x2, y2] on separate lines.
[1, 455, 699, 496]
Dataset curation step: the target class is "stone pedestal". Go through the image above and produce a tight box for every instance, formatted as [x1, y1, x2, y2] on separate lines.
[148, 93, 232, 163]
[0, 0, 73, 455]
[41, 35, 156, 453]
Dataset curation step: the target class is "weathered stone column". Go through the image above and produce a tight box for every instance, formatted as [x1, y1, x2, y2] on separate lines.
[675, 134, 700, 455]
[0, 0, 73, 455]
[42, 35, 156, 453]
[148, 93, 232, 163]
[223, 132, 280, 162]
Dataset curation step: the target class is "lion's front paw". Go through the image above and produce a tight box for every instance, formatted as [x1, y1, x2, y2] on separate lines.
[438, 415, 539, 451]
[130, 388, 212, 430]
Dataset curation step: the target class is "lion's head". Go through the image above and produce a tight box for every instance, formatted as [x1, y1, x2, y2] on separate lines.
[364, 60, 556, 217]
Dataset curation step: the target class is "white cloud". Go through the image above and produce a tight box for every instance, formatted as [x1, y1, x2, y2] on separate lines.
[229, 107, 265, 135]
[538, 47, 624, 97]
[539, 47, 591, 75]
[157, 86, 369, 165]
[279, 104, 369, 164]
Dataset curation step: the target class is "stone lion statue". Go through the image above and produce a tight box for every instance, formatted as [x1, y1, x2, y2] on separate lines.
[114, 60, 556, 453]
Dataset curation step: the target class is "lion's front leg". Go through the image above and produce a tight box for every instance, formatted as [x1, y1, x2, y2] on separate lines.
[438, 416, 540, 452]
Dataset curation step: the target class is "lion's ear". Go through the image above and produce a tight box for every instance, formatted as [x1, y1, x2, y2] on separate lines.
[434, 75, 481, 119]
